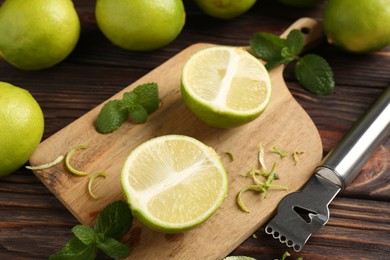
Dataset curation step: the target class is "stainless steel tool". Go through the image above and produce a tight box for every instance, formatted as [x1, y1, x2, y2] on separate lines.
[265, 87, 390, 252]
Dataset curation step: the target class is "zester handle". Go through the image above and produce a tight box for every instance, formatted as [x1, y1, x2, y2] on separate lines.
[316, 87, 390, 190]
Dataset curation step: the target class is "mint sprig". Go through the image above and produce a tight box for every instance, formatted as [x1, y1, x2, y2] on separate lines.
[250, 29, 335, 95]
[95, 82, 160, 133]
[49, 200, 133, 260]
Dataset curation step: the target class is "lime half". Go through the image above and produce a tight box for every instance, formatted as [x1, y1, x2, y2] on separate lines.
[121, 135, 228, 233]
[181, 46, 272, 128]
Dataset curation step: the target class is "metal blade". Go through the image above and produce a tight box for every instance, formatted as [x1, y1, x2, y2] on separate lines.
[265, 174, 341, 251]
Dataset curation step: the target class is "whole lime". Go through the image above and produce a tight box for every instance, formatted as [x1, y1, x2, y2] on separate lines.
[277, 0, 323, 8]
[95, 0, 186, 51]
[323, 0, 390, 53]
[0, 82, 44, 177]
[0, 0, 80, 70]
[194, 0, 257, 19]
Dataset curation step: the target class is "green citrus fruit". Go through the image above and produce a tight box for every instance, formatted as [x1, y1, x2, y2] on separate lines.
[181, 46, 272, 128]
[121, 135, 228, 233]
[0, 82, 44, 177]
[323, 0, 390, 53]
[95, 0, 186, 51]
[277, 0, 323, 8]
[195, 0, 257, 19]
[0, 0, 80, 70]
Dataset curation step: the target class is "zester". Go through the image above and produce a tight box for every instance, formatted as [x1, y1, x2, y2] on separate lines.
[265, 86, 390, 252]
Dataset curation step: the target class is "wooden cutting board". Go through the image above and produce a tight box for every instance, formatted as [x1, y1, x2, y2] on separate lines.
[30, 18, 323, 259]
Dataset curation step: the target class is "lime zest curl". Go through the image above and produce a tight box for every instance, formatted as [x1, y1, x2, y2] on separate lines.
[292, 150, 304, 165]
[258, 143, 267, 170]
[65, 145, 88, 176]
[224, 152, 234, 162]
[88, 172, 108, 200]
[271, 146, 288, 158]
[237, 156, 288, 213]
[26, 155, 64, 170]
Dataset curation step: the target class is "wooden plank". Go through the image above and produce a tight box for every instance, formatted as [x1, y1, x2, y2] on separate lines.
[231, 197, 390, 259]
[0, 2, 388, 258]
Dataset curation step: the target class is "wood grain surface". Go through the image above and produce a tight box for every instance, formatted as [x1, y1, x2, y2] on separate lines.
[0, 0, 389, 259]
[28, 18, 324, 259]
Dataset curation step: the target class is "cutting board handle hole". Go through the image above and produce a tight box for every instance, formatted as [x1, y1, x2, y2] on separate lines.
[300, 27, 310, 34]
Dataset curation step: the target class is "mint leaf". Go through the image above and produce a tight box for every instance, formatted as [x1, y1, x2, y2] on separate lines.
[96, 233, 131, 259]
[95, 100, 128, 134]
[95, 82, 159, 134]
[285, 29, 305, 57]
[49, 237, 97, 260]
[249, 29, 335, 95]
[128, 104, 148, 124]
[94, 200, 133, 239]
[295, 54, 335, 95]
[250, 32, 287, 69]
[72, 225, 96, 246]
[280, 47, 295, 64]
[51, 201, 133, 260]
[123, 91, 148, 123]
[122, 91, 138, 107]
[250, 32, 285, 61]
[280, 30, 305, 64]
[132, 82, 160, 114]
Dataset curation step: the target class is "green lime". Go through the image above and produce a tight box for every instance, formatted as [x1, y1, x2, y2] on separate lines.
[323, 0, 390, 53]
[181, 46, 272, 128]
[194, 0, 257, 19]
[121, 135, 228, 233]
[95, 0, 186, 51]
[277, 0, 323, 8]
[0, 82, 44, 177]
[0, 0, 80, 70]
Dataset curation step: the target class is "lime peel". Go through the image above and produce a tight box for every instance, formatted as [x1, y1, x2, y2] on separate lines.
[272, 146, 288, 158]
[88, 172, 108, 200]
[237, 157, 288, 213]
[258, 143, 267, 170]
[223, 152, 234, 162]
[181, 46, 272, 128]
[65, 145, 88, 176]
[292, 150, 304, 165]
[237, 185, 266, 213]
[26, 155, 64, 171]
[121, 134, 228, 233]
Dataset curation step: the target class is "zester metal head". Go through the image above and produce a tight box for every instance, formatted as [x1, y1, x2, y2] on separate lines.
[265, 174, 340, 251]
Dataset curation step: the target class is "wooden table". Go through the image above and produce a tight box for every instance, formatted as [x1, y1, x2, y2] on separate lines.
[0, 0, 389, 259]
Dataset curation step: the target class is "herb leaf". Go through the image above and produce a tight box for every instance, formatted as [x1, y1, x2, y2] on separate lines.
[295, 54, 335, 95]
[96, 233, 131, 259]
[50, 201, 133, 260]
[123, 91, 148, 123]
[285, 29, 305, 57]
[94, 200, 133, 239]
[72, 225, 96, 246]
[96, 82, 159, 134]
[95, 100, 128, 133]
[250, 29, 335, 95]
[132, 82, 160, 114]
[250, 32, 286, 69]
[49, 237, 97, 260]
[128, 104, 148, 124]
[122, 91, 138, 108]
